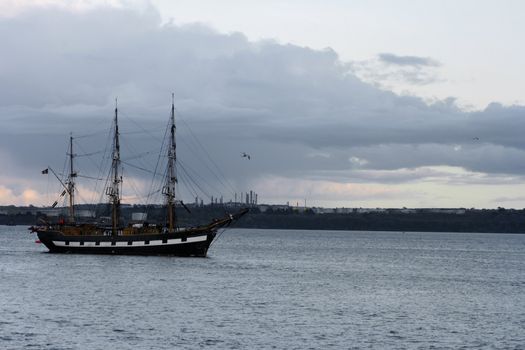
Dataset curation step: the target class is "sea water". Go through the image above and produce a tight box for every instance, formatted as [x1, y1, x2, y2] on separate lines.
[1, 226, 524, 349]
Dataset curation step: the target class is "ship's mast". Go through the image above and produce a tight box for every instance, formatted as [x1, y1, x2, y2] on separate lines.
[108, 98, 121, 235]
[67, 133, 76, 223]
[165, 93, 177, 231]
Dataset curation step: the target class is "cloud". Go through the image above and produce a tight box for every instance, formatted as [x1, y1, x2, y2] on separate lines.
[493, 196, 525, 204]
[352, 52, 443, 86]
[0, 0, 140, 18]
[378, 53, 440, 67]
[253, 176, 406, 202]
[0, 186, 44, 206]
[349, 156, 368, 167]
[0, 4, 524, 207]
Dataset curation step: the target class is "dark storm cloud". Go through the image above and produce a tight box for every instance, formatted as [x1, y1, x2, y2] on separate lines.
[0, 4, 524, 201]
[378, 53, 440, 67]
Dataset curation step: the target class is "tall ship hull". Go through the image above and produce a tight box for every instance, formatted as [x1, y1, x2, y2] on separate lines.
[37, 230, 215, 256]
[34, 210, 247, 257]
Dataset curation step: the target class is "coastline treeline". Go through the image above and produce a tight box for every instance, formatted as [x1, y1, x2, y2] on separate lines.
[2, 205, 525, 233]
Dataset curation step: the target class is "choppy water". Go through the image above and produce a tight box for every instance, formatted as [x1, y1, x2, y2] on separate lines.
[1, 226, 524, 349]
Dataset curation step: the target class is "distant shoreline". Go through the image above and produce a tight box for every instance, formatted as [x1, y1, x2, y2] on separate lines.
[3, 224, 524, 235]
[2, 205, 525, 234]
[236, 210, 525, 234]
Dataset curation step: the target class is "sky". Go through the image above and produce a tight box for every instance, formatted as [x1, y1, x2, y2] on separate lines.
[1, 0, 525, 208]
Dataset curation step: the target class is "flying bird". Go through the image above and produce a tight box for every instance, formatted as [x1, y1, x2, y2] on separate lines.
[241, 152, 251, 160]
[473, 137, 480, 140]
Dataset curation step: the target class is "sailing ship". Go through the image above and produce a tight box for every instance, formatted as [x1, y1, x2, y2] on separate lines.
[32, 96, 247, 256]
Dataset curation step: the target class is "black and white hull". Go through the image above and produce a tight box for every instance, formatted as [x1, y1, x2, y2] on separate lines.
[37, 230, 216, 257]
[35, 209, 248, 257]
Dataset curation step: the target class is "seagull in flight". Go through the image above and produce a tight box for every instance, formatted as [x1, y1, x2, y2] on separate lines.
[241, 152, 251, 160]
[473, 137, 480, 141]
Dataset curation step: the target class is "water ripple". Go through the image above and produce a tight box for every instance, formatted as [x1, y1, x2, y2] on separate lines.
[1, 227, 524, 349]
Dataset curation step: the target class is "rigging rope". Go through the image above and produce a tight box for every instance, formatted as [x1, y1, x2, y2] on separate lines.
[176, 108, 238, 197]
[50, 103, 242, 229]
[144, 117, 170, 217]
